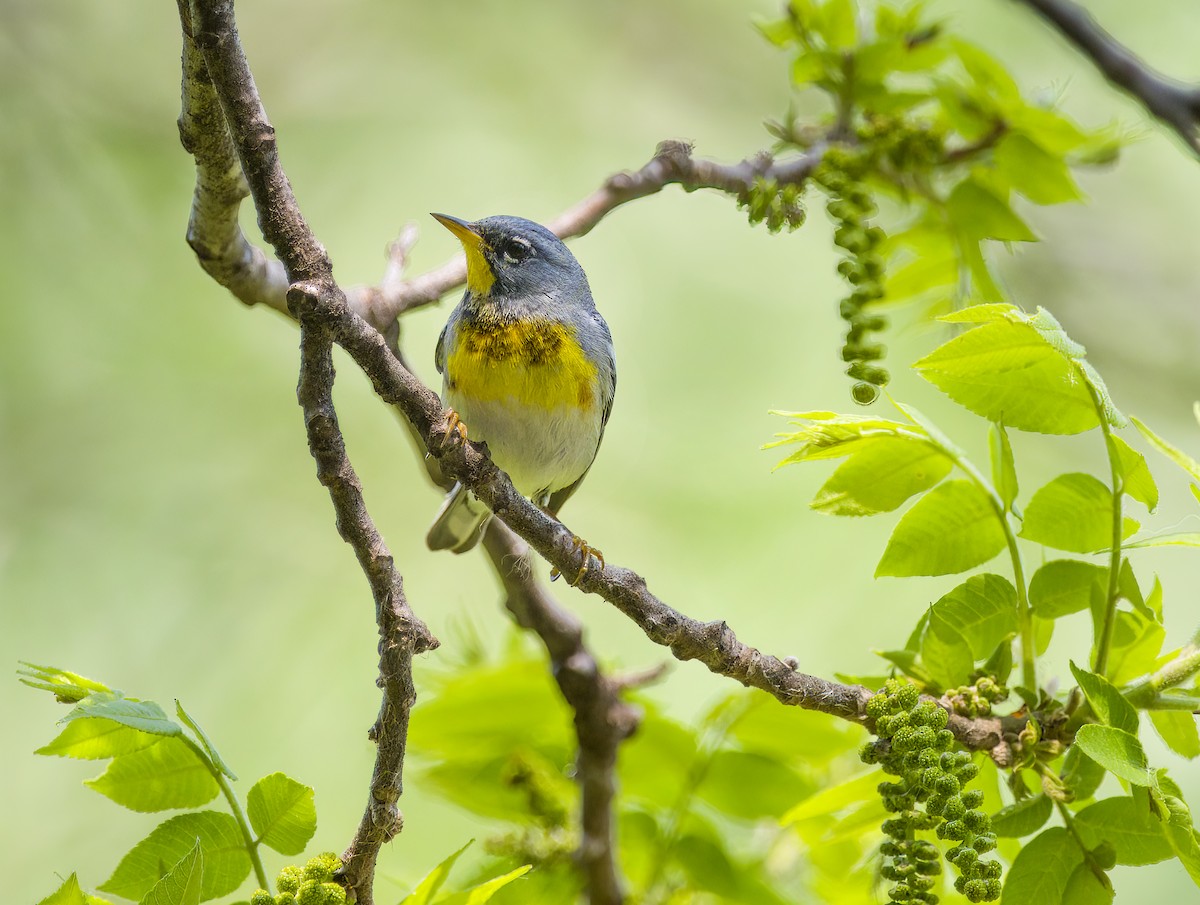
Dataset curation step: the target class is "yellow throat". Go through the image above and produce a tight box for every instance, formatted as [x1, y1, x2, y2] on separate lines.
[432, 212, 495, 297]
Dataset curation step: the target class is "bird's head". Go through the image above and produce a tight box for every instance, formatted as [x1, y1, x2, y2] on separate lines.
[432, 213, 586, 302]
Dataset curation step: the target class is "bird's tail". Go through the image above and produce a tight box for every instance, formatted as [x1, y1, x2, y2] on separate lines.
[426, 482, 492, 553]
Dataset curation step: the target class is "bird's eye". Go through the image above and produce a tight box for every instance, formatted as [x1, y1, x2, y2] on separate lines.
[502, 237, 532, 264]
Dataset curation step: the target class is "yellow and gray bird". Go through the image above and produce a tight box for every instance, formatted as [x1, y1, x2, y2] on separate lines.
[426, 214, 615, 572]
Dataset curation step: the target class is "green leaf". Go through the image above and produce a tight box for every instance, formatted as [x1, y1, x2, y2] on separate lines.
[19, 662, 112, 703]
[1029, 560, 1106, 618]
[1000, 826, 1083, 905]
[1073, 725, 1153, 786]
[1121, 532, 1200, 549]
[1020, 474, 1137, 553]
[36, 717, 163, 760]
[1062, 746, 1107, 802]
[1107, 610, 1166, 685]
[914, 306, 1106, 434]
[1074, 795, 1173, 865]
[63, 694, 183, 738]
[947, 177, 1036, 242]
[782, 769, 880, 825]
[991, 793, 1053, 837]
[1150, 711, 1200, 760]
[175, 701, 237, 781]
[819, 0, 856, 48]
[696, 749, 813, 820]
[1153, 777, 1200, 887]
[246, 772, 317, 856]
[726, 692, 860, 764]
[995, 132, 1084, 205]
[99, 812, 251, 902]
[928, 573, 1019, 659]
[810, 436, 952, 516]
[398, 841, 472, 905]
[85, 735, 218, 812]
[1110, 435, 1158, 511]
[437, 865, 533, 905]
[138, 838, 203, 905]
[1062, 861, 1113, 905]
[953, 39, 1021, 103]
[989, 422, 1019, 512]
[876, 480, 1007, 577]
[38, 874, 88, 905]
[1070, 662, 1139, 736]
[1132, 416, 1200, 483]
[920, 616, 974, 690]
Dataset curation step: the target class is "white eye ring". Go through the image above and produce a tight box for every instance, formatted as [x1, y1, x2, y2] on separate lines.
[502, 237, 532, 264]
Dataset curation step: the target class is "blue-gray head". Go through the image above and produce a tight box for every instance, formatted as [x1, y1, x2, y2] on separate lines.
[431, 213, 588, 302]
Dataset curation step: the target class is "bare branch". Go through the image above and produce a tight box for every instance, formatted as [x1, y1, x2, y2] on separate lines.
[1014, 0, 1200, 155]
[294, 313, 438, 903]
[376, 140, 827, 319]
[483, 522, 636, 905]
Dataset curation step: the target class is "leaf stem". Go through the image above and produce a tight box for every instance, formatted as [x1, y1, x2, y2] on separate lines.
[1055, 798, 1110, 887]
[952, 454, 1037, 691]
[1087, 381, 1124, 678]
[182, 736, 270, 893]
[1123, 623, 1200, 708]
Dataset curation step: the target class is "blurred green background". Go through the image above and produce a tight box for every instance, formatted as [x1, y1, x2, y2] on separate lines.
[3, 0, 1199, 901]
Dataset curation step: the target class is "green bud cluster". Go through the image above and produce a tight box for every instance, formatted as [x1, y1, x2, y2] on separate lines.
[737, 176, 807, 233]
[813, 148, 888, 404]
[861, 678, 1002, 904]
[250, 853, 346, 905]
[485, 825, 577, 866]
[948, 676, 1009, 718]
[856, 114, 947, 175]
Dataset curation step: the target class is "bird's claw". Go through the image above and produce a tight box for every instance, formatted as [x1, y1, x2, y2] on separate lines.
[440, 409, 469, 449]
[550, 536, 605, 585]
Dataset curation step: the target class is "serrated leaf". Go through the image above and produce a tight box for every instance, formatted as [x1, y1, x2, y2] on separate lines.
[1074, 725, 1153, 786]
[437, 865, 533, 905]
[876, 480, 1006, 577]
[1109, 435, 1158, 511]
[1131, 416, 1200, 483]
[1070, 662, 1139, 735]
[19, 662, 112, 703]
[1020, 473, 1136, 553]
[947, 177, 1036, 242]
[1000, 826, 1083, 905]
[138, 838, 203, 905]
[1150, 711, 1200, 760]
[930, 573, 1019, 658]
[1074, 795, 1173, 865]
[85, 735, 218, 812]
[1062, 861, 1113, 905]
[246, 772, 316, 856]
[1029, 560, 1106, 618]
[38, 874, 88, 905]
[175, 701, 236, 781]
[36, 717, 163, 760]
[99, 812, 250, 902]
[915, 311, 1100, 434]
[63, 694, 182, 738]
[810, 437, 952, 516]
[398, 841, 473, 905]
[995, 132, 1083, 205]
[990, 422, 1019, 512]
[991, 793, 1053, 837]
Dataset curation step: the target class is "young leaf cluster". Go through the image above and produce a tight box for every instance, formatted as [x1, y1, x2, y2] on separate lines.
[751, 0, 1116, 398]
[23, 664, 316, 905]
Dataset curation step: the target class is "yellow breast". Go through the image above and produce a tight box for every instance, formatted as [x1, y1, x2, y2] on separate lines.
[446, 319, 598, 411]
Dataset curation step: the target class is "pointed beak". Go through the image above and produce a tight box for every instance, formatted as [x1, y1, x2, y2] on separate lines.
[431, 212, 495, 296]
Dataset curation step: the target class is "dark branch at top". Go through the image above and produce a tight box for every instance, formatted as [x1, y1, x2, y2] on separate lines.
[1014, 0, 1200, 155]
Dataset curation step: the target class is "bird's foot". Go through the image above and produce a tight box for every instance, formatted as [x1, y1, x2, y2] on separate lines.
[440, 408, 469, 449]
[550, 535, 605, 585]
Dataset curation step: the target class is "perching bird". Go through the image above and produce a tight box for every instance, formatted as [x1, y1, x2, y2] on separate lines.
[426, 214, 615, 579]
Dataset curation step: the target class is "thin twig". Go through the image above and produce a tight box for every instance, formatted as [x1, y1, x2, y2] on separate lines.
[1014, 0, 1200, 155]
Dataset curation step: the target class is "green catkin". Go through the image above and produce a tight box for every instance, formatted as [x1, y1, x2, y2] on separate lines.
[861, 678, 1003, 904]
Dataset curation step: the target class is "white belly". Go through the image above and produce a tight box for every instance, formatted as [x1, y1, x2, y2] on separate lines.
[446, 387, 603, 499]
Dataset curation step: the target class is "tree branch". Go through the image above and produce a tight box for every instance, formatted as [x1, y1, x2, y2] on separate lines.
[482, 523, 637, 905]
[1013, 0, 1200, 155]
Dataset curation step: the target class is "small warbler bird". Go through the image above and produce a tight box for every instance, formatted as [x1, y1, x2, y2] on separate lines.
[426, 213, 616, 577]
